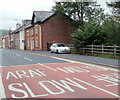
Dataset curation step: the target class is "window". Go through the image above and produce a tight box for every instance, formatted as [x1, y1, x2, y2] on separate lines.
[31, 28, 34, 36]
[26, 30, 29, 37]
[35, 37, 38, 47]
[27, 39, 29, 47]
[28, 38, 30, 47]
[35, 25, 39, 34]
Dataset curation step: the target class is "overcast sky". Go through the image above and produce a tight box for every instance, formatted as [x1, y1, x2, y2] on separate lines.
[0, 0, 110, 30]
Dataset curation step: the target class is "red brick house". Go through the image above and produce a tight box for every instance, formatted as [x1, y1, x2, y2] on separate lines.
[5, 35, 9, 48]
[25, 11, 75, 51]
[1, 34, 9, 48]
[0, 36, 2, 48]
[9, 20, 31, 50]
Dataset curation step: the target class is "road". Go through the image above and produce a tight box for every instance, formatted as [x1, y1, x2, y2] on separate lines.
[0, 49, 120, 99]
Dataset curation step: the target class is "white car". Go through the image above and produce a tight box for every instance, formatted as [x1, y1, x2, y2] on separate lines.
[50, 43, 71, 54]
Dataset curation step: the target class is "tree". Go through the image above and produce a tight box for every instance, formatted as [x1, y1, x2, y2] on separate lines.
[52, 1, 96, 26]
[71, 19, 106, 49]
[105, 0, 120, 45]
[107, 0, 120, 15]
[102, 16, 120, 45]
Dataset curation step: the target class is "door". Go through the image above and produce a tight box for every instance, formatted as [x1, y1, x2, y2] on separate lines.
[31, 39, 34, 50]
[47, 42, 52, 51]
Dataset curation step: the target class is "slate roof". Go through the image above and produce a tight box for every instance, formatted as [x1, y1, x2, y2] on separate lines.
[31, 11, 54, 24]
[24, 24, 33, 29]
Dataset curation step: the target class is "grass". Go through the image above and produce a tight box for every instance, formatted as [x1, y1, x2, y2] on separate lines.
[71, 48, 120, 60]
[93, 53, 120, 60]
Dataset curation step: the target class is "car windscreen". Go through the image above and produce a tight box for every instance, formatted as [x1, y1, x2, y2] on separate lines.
[57, 44, 66, 47]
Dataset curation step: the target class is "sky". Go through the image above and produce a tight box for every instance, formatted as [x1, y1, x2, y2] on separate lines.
[0, 0, 110, 30]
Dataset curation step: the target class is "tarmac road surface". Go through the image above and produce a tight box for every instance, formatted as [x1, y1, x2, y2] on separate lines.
[0, 49, 119, 99]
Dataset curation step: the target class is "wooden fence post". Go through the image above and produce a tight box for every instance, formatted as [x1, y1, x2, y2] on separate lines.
[92, 44, 93, 55]
[102, 44, 104, 54]
[83, 46, 84, 54]
[114, 45, 116, 57]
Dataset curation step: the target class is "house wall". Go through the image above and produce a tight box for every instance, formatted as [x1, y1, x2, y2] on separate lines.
[10, 34, 15, 49]
[20, 30, 25, 50]
[33, 24, 41, 51]
[2, 38, 5, 48]
[42, 17, 75, 51]
[5, 36, 9, 48]
[0, 37, 2, 48]
[14, 33, 20, 49]
[25, 27, 34, 50]
[25, 25, 42, 51]
[2, 34, 8, 48]
[25, 14, 75, 51]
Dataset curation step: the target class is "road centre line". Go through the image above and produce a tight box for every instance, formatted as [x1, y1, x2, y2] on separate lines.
[16, 50, 119, 72]
[0, 74, 6, 99]
[74, 78, 120, 98]
[23, 57, 32, 61]
[38, 63, 57, 71]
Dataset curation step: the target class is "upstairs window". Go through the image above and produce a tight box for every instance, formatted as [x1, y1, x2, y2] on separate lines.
[35, 37, 38, 47]
[35, 25, 39, 34]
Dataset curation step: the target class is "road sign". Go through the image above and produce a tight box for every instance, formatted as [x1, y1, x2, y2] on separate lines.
[22, 40, 25, 42]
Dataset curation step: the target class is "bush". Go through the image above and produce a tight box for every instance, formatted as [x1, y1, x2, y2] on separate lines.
[71, 20, 106, 49]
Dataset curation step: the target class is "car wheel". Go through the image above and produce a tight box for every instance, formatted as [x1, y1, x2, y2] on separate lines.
[69, 50, 71, 54]
[56, 50, 59, 54]
[50, 49, 53, 53]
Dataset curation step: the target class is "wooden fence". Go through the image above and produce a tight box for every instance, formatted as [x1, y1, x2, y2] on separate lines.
[69, 44, 120, 55]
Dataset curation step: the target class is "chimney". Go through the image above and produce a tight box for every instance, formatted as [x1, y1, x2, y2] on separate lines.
[16, 23, 21, 29]
[22, 20, 31, 26]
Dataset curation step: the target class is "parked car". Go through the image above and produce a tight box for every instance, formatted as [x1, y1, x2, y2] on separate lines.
[50, 43, 71, 54]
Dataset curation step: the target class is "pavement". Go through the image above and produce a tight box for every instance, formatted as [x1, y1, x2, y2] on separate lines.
[23, 50, 120, 69]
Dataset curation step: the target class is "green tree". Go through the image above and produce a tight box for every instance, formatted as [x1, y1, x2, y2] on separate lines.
[52, 1, 96, 26]
[102, 16, 120, 45]
[72, 19, 106, 49]
[103, 0, 120, 45]
[107, 0, 120, 14]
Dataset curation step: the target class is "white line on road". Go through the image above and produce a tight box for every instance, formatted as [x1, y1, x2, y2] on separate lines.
[0, 74, 6, 99]
[16, 54, 21, 57]
[51, 56, 79, 63]
[74, 78, 120, 98]
[24, 57, 32, 61]
[38, 63, 57, 71]
[51, 57, 118, 72]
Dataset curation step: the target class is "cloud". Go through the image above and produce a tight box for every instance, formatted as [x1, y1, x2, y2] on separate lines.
[0, 0, 55, 29]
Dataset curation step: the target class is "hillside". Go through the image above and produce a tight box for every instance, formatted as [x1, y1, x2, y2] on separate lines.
[0, 29, 9, 37]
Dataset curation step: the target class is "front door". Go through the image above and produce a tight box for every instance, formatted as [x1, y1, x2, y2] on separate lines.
[31, 39, 34, 50]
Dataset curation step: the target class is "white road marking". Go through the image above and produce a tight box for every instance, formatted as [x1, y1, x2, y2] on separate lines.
[38, 63, 57, 71]
[51, 56, 79, 63]
[74, 78, 120, 98]
[16, 54, 21, 57]
[51, 56, 118, 72]
[24, 57, 32, 61]
[0, 74, 6, 99]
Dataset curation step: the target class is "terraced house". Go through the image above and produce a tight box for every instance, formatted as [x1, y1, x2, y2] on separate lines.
[9, 20, 31, 50]
[5, 11, 75, 51]
[25, 11, 75, 51]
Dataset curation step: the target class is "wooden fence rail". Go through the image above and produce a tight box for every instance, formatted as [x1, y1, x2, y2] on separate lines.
[68, 44, 120, 55]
